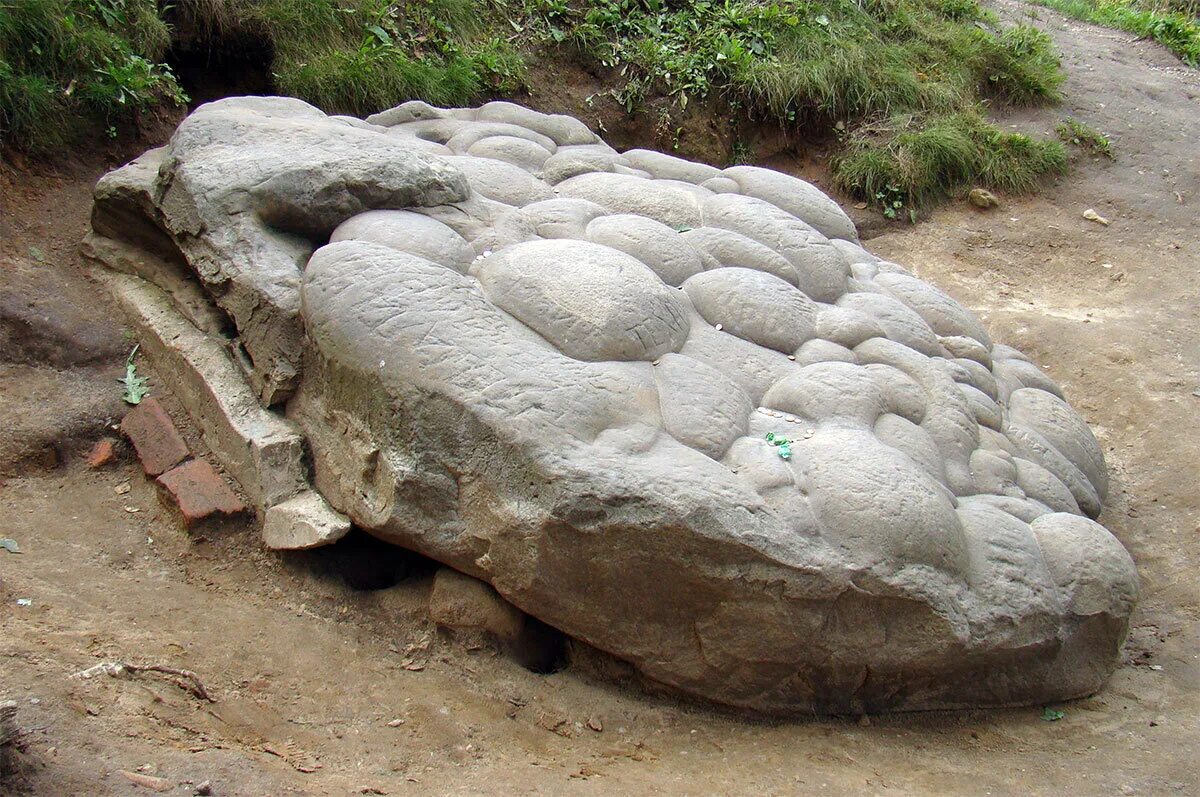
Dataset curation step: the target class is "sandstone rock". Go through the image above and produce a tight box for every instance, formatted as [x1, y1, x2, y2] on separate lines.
[968, 187, 1001, 209]
[262, 491, 351, 550]
[93, 97, 469, 405]
[106, 273, 308, 513]
[88, 97, 1138, 715]
[428, 567, 526, 642]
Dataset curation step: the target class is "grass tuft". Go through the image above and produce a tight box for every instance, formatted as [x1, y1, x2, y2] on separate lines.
[833, 112, 1067, 212]
[524, 0, 1068, 214]
[3, 0, 1073, 214]
[174, 0, 525, 117]
[983, 25, 1066, 105]
[1055, 116, 1115, 157]
[1, 0, 524, 149]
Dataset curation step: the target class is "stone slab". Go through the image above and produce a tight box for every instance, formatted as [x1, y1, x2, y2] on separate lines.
[105, 273, 308, 514]
[157, 458, 246, 526]
[121, 397, 188, 476]
[262, 491, 352, 550]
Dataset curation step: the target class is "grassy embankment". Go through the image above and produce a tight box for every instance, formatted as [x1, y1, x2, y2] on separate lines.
[1032, 0, 1199, 65]
[1, 1, 1074, 214]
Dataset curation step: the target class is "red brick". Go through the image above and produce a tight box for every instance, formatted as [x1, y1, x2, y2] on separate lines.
[85, 437, 118, 468]
[120, 397, 188, 476]
[156, 459, 245, 527]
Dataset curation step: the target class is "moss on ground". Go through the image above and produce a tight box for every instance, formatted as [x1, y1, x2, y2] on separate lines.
[1056, 116, 1115, 158]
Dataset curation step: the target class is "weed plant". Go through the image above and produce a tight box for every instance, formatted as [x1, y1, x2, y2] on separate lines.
[0, 0, 183, 151]
[173, 0, 525, 115]
[524, 0, 1068, 211]
[1055, 116, 1115, 157]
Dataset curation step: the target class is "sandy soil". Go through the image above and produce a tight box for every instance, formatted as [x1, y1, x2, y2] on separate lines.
[1, 3, 1197, 794]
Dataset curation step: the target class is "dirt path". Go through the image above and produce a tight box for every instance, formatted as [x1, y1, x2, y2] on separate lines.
[2, 3, 1198, 795]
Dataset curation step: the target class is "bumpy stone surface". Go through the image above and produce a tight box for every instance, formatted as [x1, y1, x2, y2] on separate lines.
[89, 97, 1138, 714]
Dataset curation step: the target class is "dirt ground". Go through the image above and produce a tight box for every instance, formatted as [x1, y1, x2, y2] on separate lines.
[1, 3, 1197, 794]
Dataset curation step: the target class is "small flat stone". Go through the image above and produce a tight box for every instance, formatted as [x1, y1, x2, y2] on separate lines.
[157, 459, 245, 527]
[85, 437, 118, 468]
[262, 491, 351, 550]
[121, 398, 188, 476]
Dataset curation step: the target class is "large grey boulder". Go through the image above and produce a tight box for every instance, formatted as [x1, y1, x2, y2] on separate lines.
[89, 96, 1137, 714]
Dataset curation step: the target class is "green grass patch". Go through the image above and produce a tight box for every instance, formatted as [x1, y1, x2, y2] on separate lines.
[1055, 116, 1115, 157]
[525, 0, 1068, 213]
[0, 0, 184, 152]
[529, 0, 1065, 119]
[1032, 0, 1200, 65]
[173, 0, 525, 117]
[833, 112, 1067, 215]
[3, 0, 1073, 215]
[0, 0, 524, 150]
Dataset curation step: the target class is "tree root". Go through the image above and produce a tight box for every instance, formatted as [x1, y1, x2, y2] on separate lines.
[72, 661, 214, 702]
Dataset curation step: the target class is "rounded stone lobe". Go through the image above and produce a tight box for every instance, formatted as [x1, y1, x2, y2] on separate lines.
[585, 214, 705, 287]
[330, 209, 473, 272]
[473, 239, 690, 362]
[682, 268, 817, 354]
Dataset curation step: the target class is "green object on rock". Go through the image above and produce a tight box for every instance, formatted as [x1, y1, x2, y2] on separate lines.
[766, 432, 793, 459]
